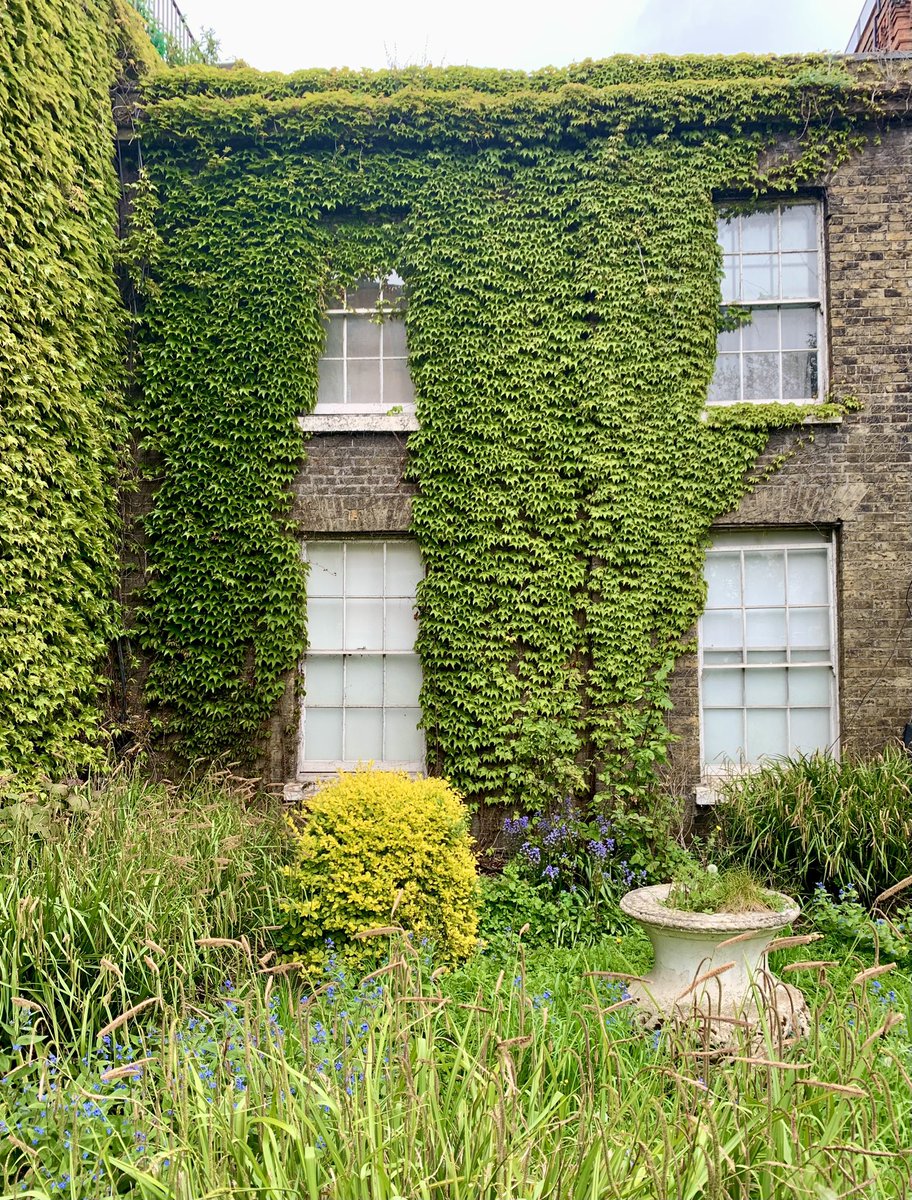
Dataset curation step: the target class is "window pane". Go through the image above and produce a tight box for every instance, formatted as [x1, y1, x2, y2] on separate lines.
[790, 648, 829, 663]
[383, 318, 408, 358]
[781, 252, 818, 299]
[347, 357, 380, 405]
[708, 354, 740, 403]
[781, 306, 817, 351]
[346, 280, 381, 309]
[742, 258, 778, 301]
[346, 542, 384, 597]
[742, 308, 779, 352]
[344, 655, 384, 705]
[789, 666, 831, 706]
[717, 215, 738, 253]
[744, 551, 785, 606]
[782, 351, 817, 400]
[746, 708, 788, 762]
[746, 608, 786, 647]
[741, 210, 777, 253]
[702, 668, 743, 707]
[347, 316, 381, 358]
[344, 708, 383, 761]
[307, 543, 343, 596]
[386, 597, 417, 650]
[790, 607, 830, 649]
[703, 609, 742, 649]
[317, 358, 343, 405]
[790, 708, 831, 756]
[345, 598, 384, 650]
[304, 708, 343, 760]
[383, 357, 415, 406]
[386, 541, 424, 595]
[386, 654, 423, 706]
[746, 649, 787, 664]
[323, 315, 343, 357]
[305, 655, 343, 706]
[744, 353, 780, 400]
[385, 708, 424, 761]
[721, 256, 738, 303]
[705, 554, 741, 608]
[308, 598, 343, 650]
[745, 668, 787, 706]
[704, 709, 744, 766]
[780, 204, 817, 251]
[787, 550, 829, 605]
[703, 649, 742, 665]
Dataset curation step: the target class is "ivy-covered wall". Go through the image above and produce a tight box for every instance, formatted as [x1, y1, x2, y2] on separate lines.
[0, 0, 126, 774]
[124, 56, 885, 805]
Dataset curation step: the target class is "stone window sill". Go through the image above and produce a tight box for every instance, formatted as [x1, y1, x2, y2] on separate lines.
[299, 411, 419, 434]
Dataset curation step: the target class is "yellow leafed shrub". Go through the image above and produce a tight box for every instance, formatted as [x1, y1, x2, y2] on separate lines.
[279, 768, 479, 967]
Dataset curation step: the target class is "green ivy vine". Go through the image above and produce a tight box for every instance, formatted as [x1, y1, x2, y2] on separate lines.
[130, 56, 872, 798]
[0, 0, 124, 774]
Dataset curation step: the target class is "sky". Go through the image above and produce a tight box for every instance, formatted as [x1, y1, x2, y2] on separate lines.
[175, 0, 867, 75]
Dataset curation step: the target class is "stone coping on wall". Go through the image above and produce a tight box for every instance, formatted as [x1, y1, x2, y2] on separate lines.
[299, 412, 420, 434]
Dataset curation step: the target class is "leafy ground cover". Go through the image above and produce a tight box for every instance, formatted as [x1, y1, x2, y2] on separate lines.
[0, 769, 909, 1198]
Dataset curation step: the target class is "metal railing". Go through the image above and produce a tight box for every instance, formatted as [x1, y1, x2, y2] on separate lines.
[846, 0, 880, 52]
[130, 0, 197, 61]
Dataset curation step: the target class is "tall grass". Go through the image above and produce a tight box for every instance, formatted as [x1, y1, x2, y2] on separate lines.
[721, 749, 912, 901]
[0, 767, 287, 1040]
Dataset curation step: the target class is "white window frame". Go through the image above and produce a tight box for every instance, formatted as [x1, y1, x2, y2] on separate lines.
[709, 200, 827, 407]
[296, 538, 425, 781]
[314, 275, 416, 417]
[698, 528, 839, 783]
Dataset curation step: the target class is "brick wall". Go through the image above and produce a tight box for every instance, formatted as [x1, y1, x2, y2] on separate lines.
[849, 0, 912, 53]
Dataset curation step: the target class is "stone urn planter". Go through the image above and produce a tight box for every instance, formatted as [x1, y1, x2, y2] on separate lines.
[619, 884, 808, 1043]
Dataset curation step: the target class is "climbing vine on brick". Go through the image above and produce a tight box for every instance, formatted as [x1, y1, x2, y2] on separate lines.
[0, 0, 123, 774]
[132, 57, 871, 790]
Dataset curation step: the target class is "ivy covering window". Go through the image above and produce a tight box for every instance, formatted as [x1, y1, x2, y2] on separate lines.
[298, 540, 425, 775]
[709, 202, 824, 404]
[700, 529, 837, 772]
[316, 275, 415, 413]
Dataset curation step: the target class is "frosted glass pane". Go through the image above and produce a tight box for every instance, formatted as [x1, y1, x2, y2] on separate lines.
[781, 306, 817, 351]
[386, 541, 423, 595]
[323, 316, 343, 357]
[742, 308, 779, 352]
[386, 597, 417, 650]
[782, 351, 817, 400]
[344, 655, 383, 705]
[307, 543, 343, 596]
[787, 551, 828, 605]
[780, 204, 817, 251]
[717, 216, 737, 253]
[744, 354, 780, 400]
[741, 211, 776, 253]
[789, 666, 831, 706]
[347, 358, 381, 405]
[317, 358, 343, 405]
[742, 258, 777, 301]
[304, 708, 342, 760]
[346, 281, 381, 309]
[781, 252, 818, 299]
[386, 654, 423, 706]
[790, 607, 830, 649]
[383, 357, 415, 406]
[347, 316, 381, 358]
[345, 598, 383, 650]
[746, 649, 787, 663]
[382, 318, 408, 358]
[708, 354, 740, 403]
[346, 542, 384, 596]
[385, 708, 424, 761]
[790, 708, 831, 756]
[705, 554, 741, 608]
[746, 708, 788, 762]
[746, 608, 786, 648]
[702, 668, 743, 706]
[704, 649, 742, 665]
[702, 609, 742, 649]
[717, 327, 740, 353]
[305, 655, 343, 706]
[745, 668, 787, 705]
[744, 552, 785, 606]
[703, 709, 744, 766]
[344, 708, 383, 761]
[308, 598, 343, 650]
[721, 257, 738, 303]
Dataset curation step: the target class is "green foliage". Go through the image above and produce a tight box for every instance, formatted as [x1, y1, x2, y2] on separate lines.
[665, 862, 785, 914]
[131, 56, 869, 782]
[808, 884, 912, 965]
[720, 749, 912, 902]
[0, 0, 124, 774]
[279, 768, 479, 966]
